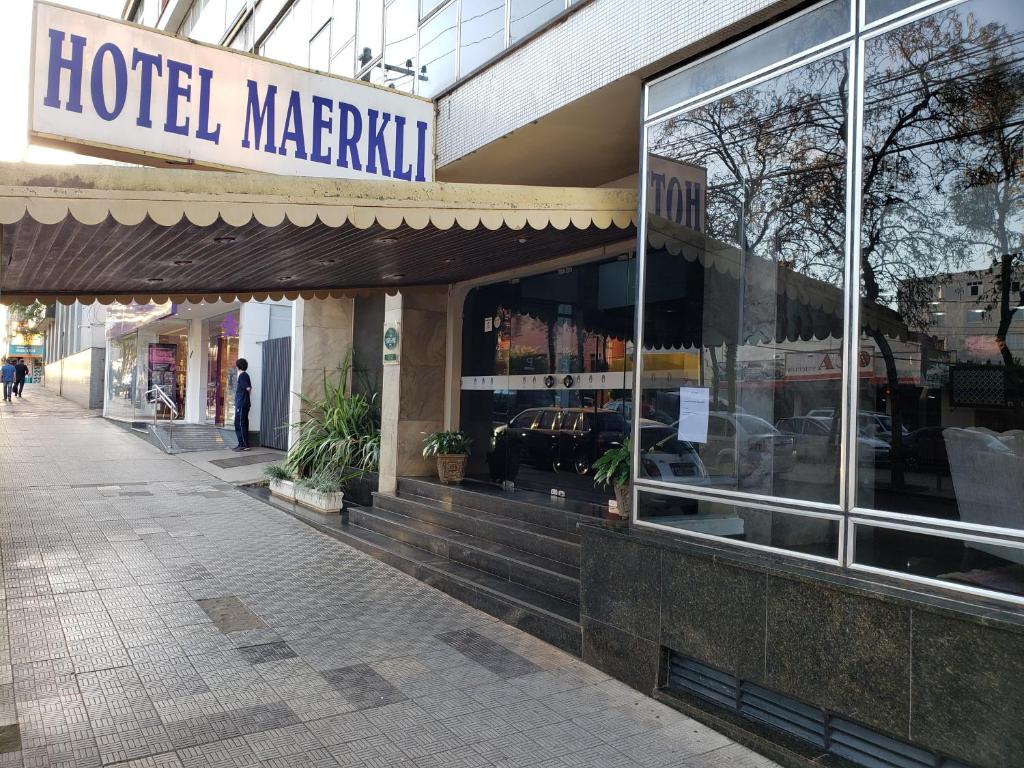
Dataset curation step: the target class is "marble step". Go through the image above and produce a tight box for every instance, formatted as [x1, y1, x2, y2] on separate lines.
[374, 491, 580, 568]
[356, 500, 579, 604]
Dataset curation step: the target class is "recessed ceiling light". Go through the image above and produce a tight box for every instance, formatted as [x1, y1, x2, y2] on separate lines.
[279, 275, 296, 281]
[375, 236, 398, 245]
[384, 273, 405, 279]
[146, 277, 164, 283]
[173, 259, 193, 266]
[213, 235, 236, 243]
[515, 236, 530, 244]
[317, 258, 336, 265]
[443, 257, 455, 263]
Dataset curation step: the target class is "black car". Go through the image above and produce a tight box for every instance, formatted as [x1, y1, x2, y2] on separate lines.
[492, 407, 627, 476]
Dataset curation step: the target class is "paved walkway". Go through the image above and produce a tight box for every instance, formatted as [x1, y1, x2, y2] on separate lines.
[0, 387, 777, 768]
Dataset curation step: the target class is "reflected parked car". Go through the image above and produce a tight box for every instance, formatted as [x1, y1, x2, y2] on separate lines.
[776, 415, 890, 465]
[495, 407, 628, 476]
[703, 412, 795, 476]
[638, 431, 708, 481]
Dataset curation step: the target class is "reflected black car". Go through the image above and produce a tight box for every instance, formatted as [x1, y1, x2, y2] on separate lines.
[492, 407, 627, 476]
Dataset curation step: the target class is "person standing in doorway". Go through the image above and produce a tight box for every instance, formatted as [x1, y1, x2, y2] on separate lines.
[13, 359, 29, 398]
[1, 358, 14, 402]
[233, 358, 252, 451]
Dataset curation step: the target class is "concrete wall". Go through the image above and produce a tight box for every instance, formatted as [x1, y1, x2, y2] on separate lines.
[44, 347, 105, 409]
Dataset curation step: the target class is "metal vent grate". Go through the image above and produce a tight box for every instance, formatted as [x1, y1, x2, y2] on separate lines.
[668, 655, 739, 710]
[830, 718, 935, 768]
[740, 682, 827, 748]
[665, 651, 972, 768]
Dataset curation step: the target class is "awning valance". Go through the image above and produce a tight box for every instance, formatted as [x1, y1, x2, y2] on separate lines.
[0, 163, 637, 305]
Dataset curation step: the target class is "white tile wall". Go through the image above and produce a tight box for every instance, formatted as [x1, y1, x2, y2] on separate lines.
[436, 0, 798, 166]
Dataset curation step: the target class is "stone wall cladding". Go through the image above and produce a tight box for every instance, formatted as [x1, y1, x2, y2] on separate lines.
[435, 0, 800, 167]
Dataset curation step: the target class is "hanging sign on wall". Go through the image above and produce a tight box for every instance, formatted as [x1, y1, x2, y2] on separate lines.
[30, 1, 436, 180]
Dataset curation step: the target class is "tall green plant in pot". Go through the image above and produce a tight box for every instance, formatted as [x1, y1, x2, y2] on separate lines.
[422, 431, 472, 484]
[592, 438, 632, 519]
[285, 353, 380, 510]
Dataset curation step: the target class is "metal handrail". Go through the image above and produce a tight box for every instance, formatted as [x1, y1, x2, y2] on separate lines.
[145, 385, 178, 452]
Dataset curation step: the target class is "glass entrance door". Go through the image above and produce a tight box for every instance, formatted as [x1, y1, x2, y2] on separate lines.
[460, 256, 637, 503]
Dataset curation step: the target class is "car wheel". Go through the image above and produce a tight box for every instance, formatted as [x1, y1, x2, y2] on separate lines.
[574, 451, 590, 476]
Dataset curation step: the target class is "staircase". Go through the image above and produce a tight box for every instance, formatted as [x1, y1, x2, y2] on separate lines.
[281, 477, 620, 656]
[149, 423, 227, 453]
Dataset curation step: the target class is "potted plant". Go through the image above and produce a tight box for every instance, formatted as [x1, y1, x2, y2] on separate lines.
[264, 464, 295, 502]
[284, 353, 381, 510]
[423, 430, 472, 484]
[294, 471, 348, 514]
[592, 438, 632, 519]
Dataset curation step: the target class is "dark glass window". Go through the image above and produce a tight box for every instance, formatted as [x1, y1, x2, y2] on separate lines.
[641, 50, 849, 504]
[855, 0, 1024, 543]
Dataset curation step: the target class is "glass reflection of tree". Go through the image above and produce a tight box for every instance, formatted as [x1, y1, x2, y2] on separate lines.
[649, 51, 849, 471]
[862, 2, 1024, 481]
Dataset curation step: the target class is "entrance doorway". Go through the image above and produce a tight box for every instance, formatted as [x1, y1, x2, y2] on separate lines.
[204, 310, 240, 427]
[147, 321, 189, 419]
[460, 254, 638, 504]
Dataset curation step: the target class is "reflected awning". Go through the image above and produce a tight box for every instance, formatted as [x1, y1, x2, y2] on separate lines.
[647, 214, 910, 343]
[0, 163, 636, 305]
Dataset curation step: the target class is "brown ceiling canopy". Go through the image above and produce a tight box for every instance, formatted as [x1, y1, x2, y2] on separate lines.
[0, 163, 637, 305]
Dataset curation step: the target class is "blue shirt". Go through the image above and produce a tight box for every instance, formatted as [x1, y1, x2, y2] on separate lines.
[0, 364, 14, 383]
[235, 371, 252, 409]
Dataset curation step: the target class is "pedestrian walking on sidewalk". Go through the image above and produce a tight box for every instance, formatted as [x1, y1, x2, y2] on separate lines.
[0, 358, 14, 402]
[233, 358, 252, 451]
[13, 359, 29, 398]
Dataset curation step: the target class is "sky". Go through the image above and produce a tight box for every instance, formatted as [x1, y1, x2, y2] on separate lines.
[1, 0, 124, 165]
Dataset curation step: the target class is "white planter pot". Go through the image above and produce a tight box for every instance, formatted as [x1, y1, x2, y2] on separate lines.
[295, 485, 344, 514]
[269, 478, 295, 502]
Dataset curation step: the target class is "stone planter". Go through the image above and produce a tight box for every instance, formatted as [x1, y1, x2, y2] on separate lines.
[269, 478, 295, 502]
[436, 454, 468, 484]
[613, 483, 631, 519]
[295, 485, 344, 514]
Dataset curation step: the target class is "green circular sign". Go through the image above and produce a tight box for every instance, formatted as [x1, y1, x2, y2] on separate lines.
[384, 327, 400, 351]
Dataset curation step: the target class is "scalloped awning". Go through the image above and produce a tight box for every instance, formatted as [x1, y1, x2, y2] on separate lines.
[0, 163, 637, 305]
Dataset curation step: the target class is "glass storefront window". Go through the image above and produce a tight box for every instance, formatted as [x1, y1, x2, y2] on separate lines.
[641, 49, 850, 506]
[638, 491, 841, 560]
[384, 0, 418, 91]
[459, 0, 506, 76]
[418, 1, 457, 97]
[855, 0, 1024, 538]
[204, 311, 240, 427]
[509, 0, 563, 46]
[106, 332, 139, 421]
[646, 0, 851, 116]
[640, 0, 1024, 603]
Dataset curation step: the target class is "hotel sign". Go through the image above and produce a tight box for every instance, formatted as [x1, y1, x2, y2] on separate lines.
[29, 2, 435, 181]
[647, 154, 706, 233]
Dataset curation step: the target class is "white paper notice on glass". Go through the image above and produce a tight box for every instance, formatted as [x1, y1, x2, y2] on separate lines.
[677, 387, 710, 443]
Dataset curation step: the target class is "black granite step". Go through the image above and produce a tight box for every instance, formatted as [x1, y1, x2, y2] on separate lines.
[397, 477, 615, 537]
[373, 491, 580, 568]
[354, 501, 579, 604]
[251, 490, 581, 656]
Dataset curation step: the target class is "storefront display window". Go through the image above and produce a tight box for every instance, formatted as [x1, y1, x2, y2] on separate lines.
[638, 0, 1024, 602]
[205, 311, 240, 426]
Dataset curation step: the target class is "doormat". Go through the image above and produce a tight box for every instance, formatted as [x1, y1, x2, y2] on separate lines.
[209, 453, 278, 468]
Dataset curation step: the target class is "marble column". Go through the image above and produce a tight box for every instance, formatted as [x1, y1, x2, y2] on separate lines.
[287, 297, 355, 448]
[378, 287, 448, 495]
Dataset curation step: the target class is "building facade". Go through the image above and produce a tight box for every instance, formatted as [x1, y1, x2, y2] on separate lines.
[41, 302, 106, 408]
[36, 0, 1018, 765]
